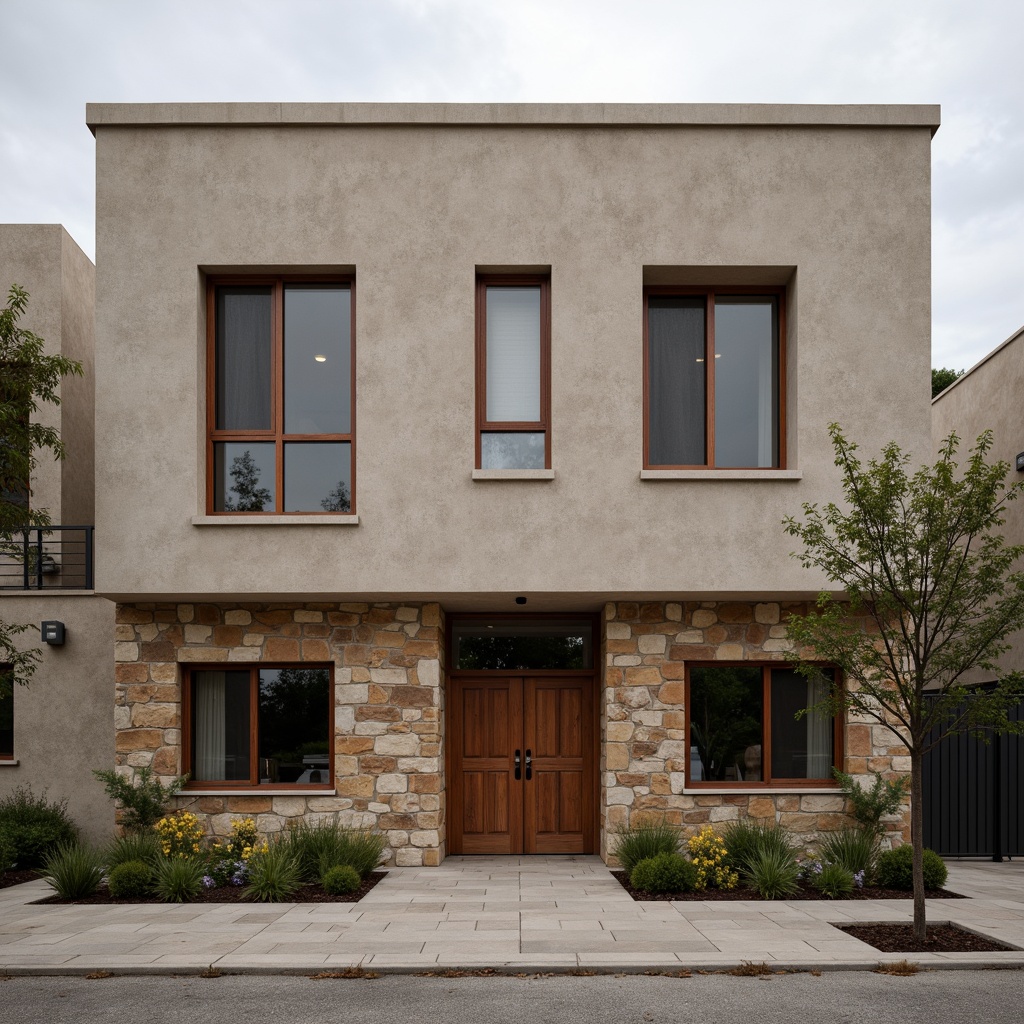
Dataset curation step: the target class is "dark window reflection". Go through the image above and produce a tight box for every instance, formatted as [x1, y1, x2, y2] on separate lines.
[454, 620, 593, 670]
[258, 667, 330, 784]
[648, 297, 705, 465]
[284, 442, 351, 512]
[770, 668, 833, 780]
[284, 286, 351, 435]
[216, 287, 272, 430]
[214, 443, 275, 511]
[0, 687, 13, 757]
[689, 666, 763, 782]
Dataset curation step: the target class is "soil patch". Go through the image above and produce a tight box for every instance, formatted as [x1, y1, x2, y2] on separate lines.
[841, 921, 1015, 953]
[30, 870, 386, 905]
[612, 871, 965, 902]
[0, 870, 40, 890]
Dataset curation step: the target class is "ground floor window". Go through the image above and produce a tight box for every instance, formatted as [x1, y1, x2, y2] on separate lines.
[0, 666, 12, 759]
[686, 664, 840, 786]
[184, 665, 331, 787]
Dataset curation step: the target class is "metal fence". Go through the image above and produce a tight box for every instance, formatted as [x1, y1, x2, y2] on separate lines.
[922, 693, 1023, 860]
[0, 526, 94, 590]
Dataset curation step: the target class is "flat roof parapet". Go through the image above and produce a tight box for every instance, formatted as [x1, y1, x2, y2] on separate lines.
[86, 101, 940, 135]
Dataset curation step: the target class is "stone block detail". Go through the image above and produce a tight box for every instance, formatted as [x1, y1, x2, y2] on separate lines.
[114, 601, 446, 863]
[600, 600, 911, 863]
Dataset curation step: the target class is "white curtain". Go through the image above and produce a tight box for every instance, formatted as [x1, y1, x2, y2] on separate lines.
[805, 673, 832, 778]
[486, 287, 541, 422]
[195, 672, 226, 780]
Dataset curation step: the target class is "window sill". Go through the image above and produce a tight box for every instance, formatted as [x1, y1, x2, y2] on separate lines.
[181, 788, 337, 797]
[0, 759, 18, 767]
[683, 787, 842, 795]
[191, 515, 359, 526]
[471, 469, 555, 481]
[640, 469, 802, 481]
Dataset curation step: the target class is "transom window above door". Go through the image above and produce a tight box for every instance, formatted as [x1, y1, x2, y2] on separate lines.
[452, 617, 593, 670]
[644, 287, 785, 469]
[207, 277, 355, 514]
[475, 275, 551, 470]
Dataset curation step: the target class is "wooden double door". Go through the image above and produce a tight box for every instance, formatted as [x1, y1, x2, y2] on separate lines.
[449, 675, 596, 855]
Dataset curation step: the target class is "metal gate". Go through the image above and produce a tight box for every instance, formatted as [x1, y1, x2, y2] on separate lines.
[922, 696, 1022, 860]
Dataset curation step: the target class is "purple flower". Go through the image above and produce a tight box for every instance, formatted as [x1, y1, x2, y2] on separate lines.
[853, 870, 865, 889]
[202, 876, 215, 889]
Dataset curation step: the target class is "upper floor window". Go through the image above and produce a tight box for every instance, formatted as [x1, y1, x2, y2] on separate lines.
[475, 276, 551, 470]
[207, 277, 355, 513]
[644, 288, 784, 469]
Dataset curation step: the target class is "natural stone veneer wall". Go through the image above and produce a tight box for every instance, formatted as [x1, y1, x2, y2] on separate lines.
[114, 601, 445, 866]
[600, 601, 911, 863]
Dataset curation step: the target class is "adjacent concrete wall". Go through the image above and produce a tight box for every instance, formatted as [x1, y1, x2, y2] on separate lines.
[90, 105, 935, 605]
[0, 594, 115, 845]
[932, 325, 1024, 679]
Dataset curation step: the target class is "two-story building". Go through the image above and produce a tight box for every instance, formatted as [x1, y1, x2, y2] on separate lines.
[6, 103, 939, 864]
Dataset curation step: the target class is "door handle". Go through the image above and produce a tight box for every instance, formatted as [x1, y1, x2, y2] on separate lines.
[514, 749, 521, 780]
[525, 749, 532, 781]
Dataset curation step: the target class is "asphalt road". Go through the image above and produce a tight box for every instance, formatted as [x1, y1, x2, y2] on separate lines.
[2, 970, 1022, 1024]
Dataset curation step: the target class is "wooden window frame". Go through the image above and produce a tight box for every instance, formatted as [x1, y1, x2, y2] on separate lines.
[181, 663, 334, 790]
[0, 664, 12, 760]
[475, 275, 552, 470]
[643, 285, 786, 470]
[684, 662, 843, 788]
[206, 275, 357, 514]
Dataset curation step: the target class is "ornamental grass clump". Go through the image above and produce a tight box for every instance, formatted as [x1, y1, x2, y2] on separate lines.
[321, 864, 361, 895]
[875, 845, 948, 891]
[105, 830, 162, 871]
[687, 826, 738, 890]
[106, 859, 154, 900]
[817, 828, 878, 878]
[612, 818, 681, 875]
[41, 842, 104, 899]
[288, 820, 386, 881]
[629, 853, 697, 895]
[810, 862, 855, 899]
[154, 811, 205, 859]
[0, 786, 79, 869]
[152, 855, 205, 903]
[743, 846, 800, 900]
[720, 820, 794, 877]
[245, 837, 303, 902]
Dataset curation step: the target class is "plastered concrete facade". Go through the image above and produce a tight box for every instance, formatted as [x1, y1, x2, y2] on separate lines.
[89, 104, 936, 605]
[932, 325, 1024, 679]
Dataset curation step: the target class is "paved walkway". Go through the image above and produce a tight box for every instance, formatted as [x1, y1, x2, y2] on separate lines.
[2, 858, 1022, 974]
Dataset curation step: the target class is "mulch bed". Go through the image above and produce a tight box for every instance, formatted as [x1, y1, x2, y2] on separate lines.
[840, 922, 1015, 953]
[0, 870, 40, 890]
[612, 871, 965, 902]
[28, 870, 386, 905]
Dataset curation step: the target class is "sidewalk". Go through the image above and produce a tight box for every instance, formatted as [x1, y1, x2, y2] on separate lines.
[2, 858, 1022, 975]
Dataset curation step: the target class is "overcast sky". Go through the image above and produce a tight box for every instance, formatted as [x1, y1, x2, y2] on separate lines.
[1, 0, 1021, 371]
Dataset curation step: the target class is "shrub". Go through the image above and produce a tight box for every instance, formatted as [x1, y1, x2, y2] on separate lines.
[743, 846, 800, 900]
[107, 859, 154, 900]
[154, 811, 205, 859]
[687, 825, 739, 890]
[0, 786, 79, 868]
[811, 862, 854, 899]
[246, 838, 303, 902]
[612, 818, 681, 874]
[720, 820, 793, 876]
[629, 853, 697, 894]
[832, 769, 908, 836]
[105, 830, 162, 871]
[874, 845, 948, 891]
[92, 767, 188, 832]
[322, 864, 361, 895]
[152, 855, 205, 903]
[41, 842, 104, 899]
[0, 829, 15, 873]
[288, 821, 387, 881]
[817, 828, 878, 877]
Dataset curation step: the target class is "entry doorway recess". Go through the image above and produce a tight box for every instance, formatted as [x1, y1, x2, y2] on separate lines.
[448, 674, 596, 855]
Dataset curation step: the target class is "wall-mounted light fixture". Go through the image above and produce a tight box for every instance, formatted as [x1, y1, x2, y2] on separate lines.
[41, 621, 66, 645]
[1016, 452, 1024, 473]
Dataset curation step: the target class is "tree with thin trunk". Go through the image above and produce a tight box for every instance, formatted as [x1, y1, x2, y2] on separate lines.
[784, 424, 1024, 940]
[1, 284, 82, 697]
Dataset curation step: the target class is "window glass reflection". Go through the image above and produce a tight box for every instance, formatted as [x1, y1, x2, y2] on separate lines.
[284, 442, 351, 512]
[214, 443, 275, 512]
[480, 432, 545, 470]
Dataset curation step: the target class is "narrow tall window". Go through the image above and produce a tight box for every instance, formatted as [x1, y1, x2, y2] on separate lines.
[208, 277, 355, 513]
[0, 666, 12, 759]
[644, 288, 784, 469]
[476, 276, 550, 469]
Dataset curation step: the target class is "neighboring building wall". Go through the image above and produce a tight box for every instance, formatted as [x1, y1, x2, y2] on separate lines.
[600, 601, 910, 862]
[0, 594, 115, 845]
[115, 602, 445, 865]
[932, 325, 1024, 680]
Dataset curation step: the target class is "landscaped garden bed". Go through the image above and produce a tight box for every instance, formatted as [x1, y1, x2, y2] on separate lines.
[840, 922, 1015, 954]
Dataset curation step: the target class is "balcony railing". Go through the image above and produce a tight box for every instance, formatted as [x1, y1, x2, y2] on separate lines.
[0, 526, 94, 590]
